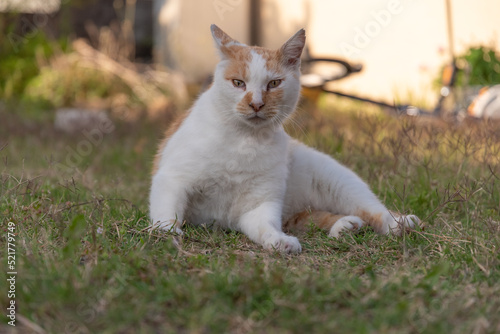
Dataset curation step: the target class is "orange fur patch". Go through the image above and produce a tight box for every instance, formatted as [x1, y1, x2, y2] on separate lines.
[223, 45, 252, 62]
[262, 88, 284, 119]
[253, 47, 284, 74]
[237, 91, 253, 113]
[236, 87, 284, 119]
[284, 210, 345, 232]
[224, 60, 249, 82]
[222, 45, 252, 83]
[223, 46, 285, 82]
[356, 210, 384, 234]
[152, 112, 189, 175]
[265, 88, 284, 106]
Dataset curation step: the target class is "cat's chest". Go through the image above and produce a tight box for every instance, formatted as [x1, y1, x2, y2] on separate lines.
[196, 137, 283, 191]
[186, 166, 269, 226]
[183, 129, 290, 224]
[200, 128, 287, 173]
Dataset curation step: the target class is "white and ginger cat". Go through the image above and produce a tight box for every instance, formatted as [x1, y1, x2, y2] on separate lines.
[149, 25, 420, 253]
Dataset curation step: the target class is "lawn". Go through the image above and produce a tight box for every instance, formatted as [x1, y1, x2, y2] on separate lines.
[1, 97, 499, 333]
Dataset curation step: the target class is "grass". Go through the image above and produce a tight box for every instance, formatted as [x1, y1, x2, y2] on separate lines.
[1, 96, 499, 334]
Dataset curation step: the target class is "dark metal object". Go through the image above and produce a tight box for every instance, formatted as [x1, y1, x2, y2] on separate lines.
[301, 57, 401, 112]
[300, 0, 462, 119]
[249, 0, 262, 46]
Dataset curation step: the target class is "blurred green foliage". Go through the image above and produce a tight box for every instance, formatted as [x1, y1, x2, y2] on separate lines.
[435, 46, 500, 88]
[0, 23, 69, 101]
[0, 19, 139, 111]
[24, 60, 136, 108]
[459, 46, 500, 86]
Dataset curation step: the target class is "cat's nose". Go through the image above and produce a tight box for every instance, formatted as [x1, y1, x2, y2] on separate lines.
[249, 101, 265, 112]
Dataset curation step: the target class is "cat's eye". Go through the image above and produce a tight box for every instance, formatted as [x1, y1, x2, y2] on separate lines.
[267, 79, 282, 89]
[232, 79, 246, 88]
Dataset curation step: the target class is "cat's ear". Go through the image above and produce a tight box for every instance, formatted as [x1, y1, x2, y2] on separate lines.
[211, 24, 243, 58]
[280, 29, 306, 67]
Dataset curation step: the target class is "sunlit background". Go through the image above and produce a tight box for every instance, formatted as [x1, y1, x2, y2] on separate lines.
[156, 0, 500, 107]
[2, 0, 499, 114]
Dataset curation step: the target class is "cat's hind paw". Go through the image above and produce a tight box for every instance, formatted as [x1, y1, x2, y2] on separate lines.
[263, 233, 302, 254]
[388, 213, 421, 235]
[329, 216, 364, 238]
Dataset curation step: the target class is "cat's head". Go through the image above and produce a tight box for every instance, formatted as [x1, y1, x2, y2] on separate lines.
[210, 24, 305, 128]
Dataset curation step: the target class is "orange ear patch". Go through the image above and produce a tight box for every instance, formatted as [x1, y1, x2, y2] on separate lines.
[211, 24, 234, 45]
[279, 29, 306, 67]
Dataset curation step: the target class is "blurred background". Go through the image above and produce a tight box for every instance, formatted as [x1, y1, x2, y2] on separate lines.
[2, 5, 500, 332]
[1, 0, 500, 120]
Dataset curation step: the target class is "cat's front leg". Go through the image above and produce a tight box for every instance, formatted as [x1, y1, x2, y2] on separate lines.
[238, 201, 302, 253]
[149, 172, 187, 234]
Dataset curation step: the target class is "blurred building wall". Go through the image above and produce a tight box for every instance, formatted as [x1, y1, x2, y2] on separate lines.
[154, 0, 500, 104]
[154, 0, 250, 79]
[153, 0, 307, 80]
[0, 0, 60, 13]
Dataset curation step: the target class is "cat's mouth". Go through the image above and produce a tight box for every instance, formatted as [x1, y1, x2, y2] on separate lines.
[243, 112, 270, 125]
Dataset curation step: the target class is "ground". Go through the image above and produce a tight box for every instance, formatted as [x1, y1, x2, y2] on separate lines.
[1, 96, 499, 333]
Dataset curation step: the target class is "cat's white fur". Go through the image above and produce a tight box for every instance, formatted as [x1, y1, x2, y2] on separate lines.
[149, 25, 419, 253]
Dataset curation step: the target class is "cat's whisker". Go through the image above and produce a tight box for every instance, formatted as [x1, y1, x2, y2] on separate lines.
[285, 119, 307, 138]
[266, 109, 307, 139]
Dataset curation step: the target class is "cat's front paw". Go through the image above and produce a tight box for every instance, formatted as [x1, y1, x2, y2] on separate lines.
[262, 233, 302, 254]
[150, 220, 184, 235]
[387, 213, 421, 235]
[329, 216, 364, 238]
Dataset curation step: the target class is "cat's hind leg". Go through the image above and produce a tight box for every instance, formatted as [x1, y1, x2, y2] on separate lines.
[354, 210, 421, 235]
[283, 210, 364, 238]
[285, 141, 421, 236]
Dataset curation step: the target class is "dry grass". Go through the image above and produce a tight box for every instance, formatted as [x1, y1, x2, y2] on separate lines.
[0, 97, 499, 333]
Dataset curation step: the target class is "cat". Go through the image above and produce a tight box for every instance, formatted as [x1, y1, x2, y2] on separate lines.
[149, 24, 420, 253]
